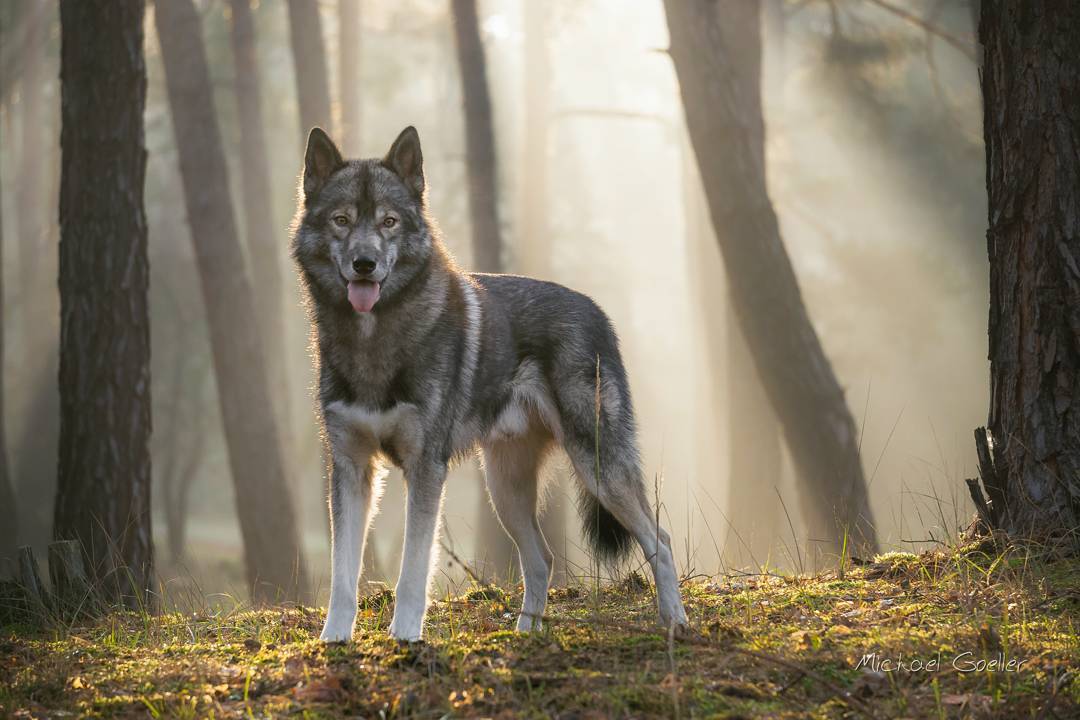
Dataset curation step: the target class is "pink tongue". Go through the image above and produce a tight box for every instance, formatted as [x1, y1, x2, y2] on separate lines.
[347, 280, 380, 313]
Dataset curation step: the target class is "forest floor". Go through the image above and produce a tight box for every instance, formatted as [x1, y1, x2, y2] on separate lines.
[2, 540, 1078, 719]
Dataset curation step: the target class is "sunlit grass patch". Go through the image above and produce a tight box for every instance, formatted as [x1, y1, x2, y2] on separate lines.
[2, 543, 1077, 718]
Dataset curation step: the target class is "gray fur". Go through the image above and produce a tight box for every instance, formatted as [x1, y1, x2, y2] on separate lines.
[294, 126, 688, 642]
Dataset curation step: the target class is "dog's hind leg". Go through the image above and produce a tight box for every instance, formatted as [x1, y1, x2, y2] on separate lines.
[571, 451, 688, 628]
[320, 453, 383, 642]
[389, 461, 447, 641]
[554, 369, 688, 628]
[482, 429, 554, 631]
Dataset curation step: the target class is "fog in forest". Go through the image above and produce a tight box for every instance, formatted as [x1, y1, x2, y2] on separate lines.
[0, 0, 986, 602]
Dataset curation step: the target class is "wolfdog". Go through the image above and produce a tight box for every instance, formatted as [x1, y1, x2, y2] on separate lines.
[293, 126, 688, 642]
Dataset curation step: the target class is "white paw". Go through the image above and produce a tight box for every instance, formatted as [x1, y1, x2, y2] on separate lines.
[660, 611, 689, 630]
[516, 613, 544, 632]
[388, 615, 423, 642]
[660, 596, 689, 628]
[320, 613, 355, 643]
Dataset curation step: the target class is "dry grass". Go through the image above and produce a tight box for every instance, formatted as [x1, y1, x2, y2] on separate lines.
[2, 540, 1078, 718]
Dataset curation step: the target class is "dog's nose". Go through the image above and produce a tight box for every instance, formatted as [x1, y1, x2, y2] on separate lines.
[352, 256, 377, 276]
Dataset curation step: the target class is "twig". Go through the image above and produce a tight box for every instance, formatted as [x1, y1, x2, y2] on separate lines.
[776, 488, 804, 575]
[777, 669, 808, 694]
[439, 538, 490, 589]
[863, 0, 977, 61]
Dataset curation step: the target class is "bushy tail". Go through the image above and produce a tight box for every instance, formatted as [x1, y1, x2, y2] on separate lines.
[578, 488, 634, 562]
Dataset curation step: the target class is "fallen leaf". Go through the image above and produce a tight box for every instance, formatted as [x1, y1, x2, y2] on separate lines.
[293, 675, 345, 703]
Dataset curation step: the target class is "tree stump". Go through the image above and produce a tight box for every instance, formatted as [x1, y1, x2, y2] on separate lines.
[17, 545, 48, 618]
[13, 544, 49, 621]
[48, 540, 93, 615]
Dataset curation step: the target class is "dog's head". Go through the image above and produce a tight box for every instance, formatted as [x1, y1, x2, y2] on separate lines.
[292, 126, 432, 314]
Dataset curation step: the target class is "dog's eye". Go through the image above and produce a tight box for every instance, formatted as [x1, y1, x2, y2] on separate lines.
[382, 216, 397, 229]
[332, 214, 350, 227]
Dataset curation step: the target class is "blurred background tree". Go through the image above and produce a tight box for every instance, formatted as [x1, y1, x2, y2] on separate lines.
[155, 0, 307, 601]
[0, 0, 992, 600]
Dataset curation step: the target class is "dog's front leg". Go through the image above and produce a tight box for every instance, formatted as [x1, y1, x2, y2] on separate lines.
[320, 450, 380, 643]
[389, 461, 447, 641]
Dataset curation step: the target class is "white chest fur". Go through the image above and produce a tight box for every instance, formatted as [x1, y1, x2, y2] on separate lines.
[323, 400, 424, 465]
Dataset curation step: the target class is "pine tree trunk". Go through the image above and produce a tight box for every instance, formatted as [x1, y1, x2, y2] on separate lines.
[451, 0, 502, 273]
[286, 0, 331, 142]
[450, 0, 514, 579]
[663, 0, 878, 557]
[12, 363, 57, 550]
[16, 0, 46, 371]
[227, 0, 291, 475]
[338, 0, 362, 156]
[977, 1, 1080, 537]
[53, 0, 153, 607]
[10, 1, 60, 555]
[716, 0, 783, 566]
[0, 114, 14, 563]
[157, 295, 206, 565]
[685, 133, 782, 569]
[154, 0, 308, 601]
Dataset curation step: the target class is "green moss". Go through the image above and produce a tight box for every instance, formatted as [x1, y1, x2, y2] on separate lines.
[1, 545, 1078, 718]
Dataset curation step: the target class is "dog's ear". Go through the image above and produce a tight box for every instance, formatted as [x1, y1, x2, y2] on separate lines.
[383, 126, 424, 198]
[303, 127, 344, 202]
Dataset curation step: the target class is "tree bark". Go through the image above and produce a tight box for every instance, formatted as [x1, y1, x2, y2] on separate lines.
[338, 0, 362, 156]
[53, 0, 153, 607]
[663, 0, 878, 557]
[227, 0, 291, 472]
[9, 2, 61, 555]
[286, 0, 332, 143]
[0, 1, 51, 106]
[714, 0, 784, 566]
[154, 0, 308, 601]
[450, 0, 513, 578]
[12, 363, 58, 551]
[684, 132, 782, 569]
[976, 1, 1080, 538]
[451, 0, 502, 273]
[0, 107, 14, 564]
[16, 0, 47, 371]
[157, 287, 207, 565]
